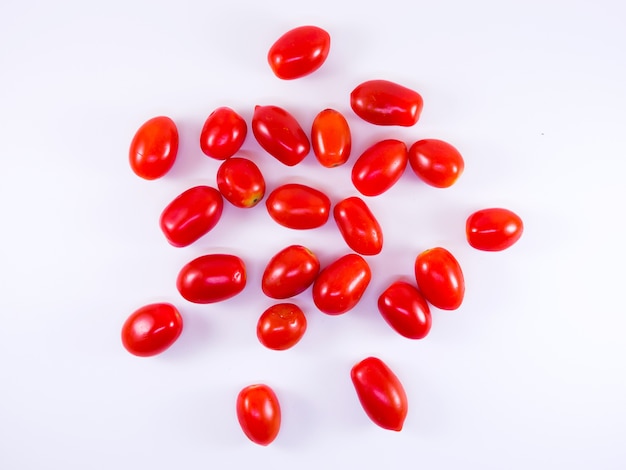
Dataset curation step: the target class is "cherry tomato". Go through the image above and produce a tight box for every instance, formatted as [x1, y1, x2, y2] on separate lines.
[408, 139, 464, 188]
[257, 303, 307, 350]
[176, 254, 246, 304]
[262, 245, 320, 299]
[236, 384, 281, 446]
[121, 303, 183, 357]
[350, 80, 423, 127]
[200, 107, 247, 160]
[377, 281, 431, 339]
[159, 186, 223, 247]
[252, 105, 310, 166]
[351, 357, 408, 431]
[414, 247, 465, 310]
[312, 253, 371, 315]
[216, 157, 265, 208]
[311, 108, 351, 167]
[267, 25, 331, 80]
[266, 183, 331, 229]
[129, 116, 178, 180]
[333, 196, 383, 255]
[352, 139, 408, 196]
[466, 208, 524, 251]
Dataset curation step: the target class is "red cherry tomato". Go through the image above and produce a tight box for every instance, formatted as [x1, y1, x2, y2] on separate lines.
[256, 303, 307, 350]
[312, 253, 371, 315]
[408, 139, 464, 188]
[236, 384, 281, 446]
[129, 116, 178, 180]
[352, 139, 408, 196]
[377, 281, 431, 339]
[216, 157, 266, 208]
[262, 245, 320, 299]
[350, 80, 423, 127]
[199, 107, 247, 160]
[333, 196, 383, 255]
[159, 186, 223, 247]
[351, 357, 408, 431]
[267, 25, 331, 80]
[266, 183, 331, 229]
[466, 208, 524, 251]
[311, 108, 351, 167]
[176, 254, 246, 304]
[121, 303, 183, 357]
[414, 247, 465, 310]
[252, 105, 310, 166]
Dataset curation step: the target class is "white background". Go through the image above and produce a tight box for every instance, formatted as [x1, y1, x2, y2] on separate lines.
[1, 0, 625, 468]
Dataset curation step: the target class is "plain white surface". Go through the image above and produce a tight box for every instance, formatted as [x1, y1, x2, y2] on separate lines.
[1, 0, 625, 468]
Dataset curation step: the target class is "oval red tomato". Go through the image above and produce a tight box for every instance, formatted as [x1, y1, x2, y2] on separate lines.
[351, 357, 408, 431]
[350, 80, 423, 127]
[262, 245, 320, 299]
[236, 384, 281, 446]
[351, 139, 408, 196]
[377, 281, 431, 339]
[121, 303, 183, 357]
[176, 254, 246, 304]
[159, 186, 223, 247]
[252, 105, 310, 166]
[216, 157, 266, 208]
[257, 303, 307, 350]
[333, 196, 383, 255]
[311, 108, 351, 167]
[200, 107, 247, 160]
[466, 208, 524, 251]
[129, 116, 179, 180]
[266, 183, 331, 229]
[414, 247, 465, 310]
[267, 25, 331, 80]
[408, 139, 464, 188]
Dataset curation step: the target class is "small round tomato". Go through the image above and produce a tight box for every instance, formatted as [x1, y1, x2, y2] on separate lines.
[257, 303, 307, 350]
[352, 139, 408, 196]
[267, 25, 331, 80]
[333, 196, 383, 255]
[129, 116, 178, 180]
[408, 139, 464, 188]
[350, 80, 423, 127]
[311, 108, 351, 167]
[312, 253, 371, 315]
[377, 281, 431, 339]
[466, 208, 524, 251]
[121, 303, 183, 357]
[200, 107, 247, 160]
[262, 245, 320, 299]
[252, 105, 310, 166]
[351, 357, 408, 431]
[266, 183, 331, 229]
[216, 157, 265, 208]
[414, 247, 465, 310]
[236, 384, 281, 446]
[177, 254, 246, 304]
[159, 186, 223, 247]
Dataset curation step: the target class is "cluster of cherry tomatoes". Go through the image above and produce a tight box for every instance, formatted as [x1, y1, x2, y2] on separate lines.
[121, 25, 524, 445]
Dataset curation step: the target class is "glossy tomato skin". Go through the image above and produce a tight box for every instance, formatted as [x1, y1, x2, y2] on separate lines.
[408, 139, 464, 188]
[266, 183, 331, 229]
[414, 247, 465, 310]
[466, 208, 524, 251]
[333, 197, 383, 255]
[311, 108, 351, 167]
[351, 357, 408, 431]
[216, 157, 265, 208]
[159, 186, 223, 247]
[312, 254, 371, 315]
[268, 25, 331, 80]
[378, 281, 431, 339]
[350, 80, 423, 127]
[262, 245, 320, 299]
[252, 105, 310, 166]
[177, 254, 246, 304]
[257, 303, 307, 350]
[121, 303, 183, 357]
[200, 107, 247, 160]
[236, 384, 281, 446]
[129, 116, 178, 180]
[352, 139, 408, 196]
